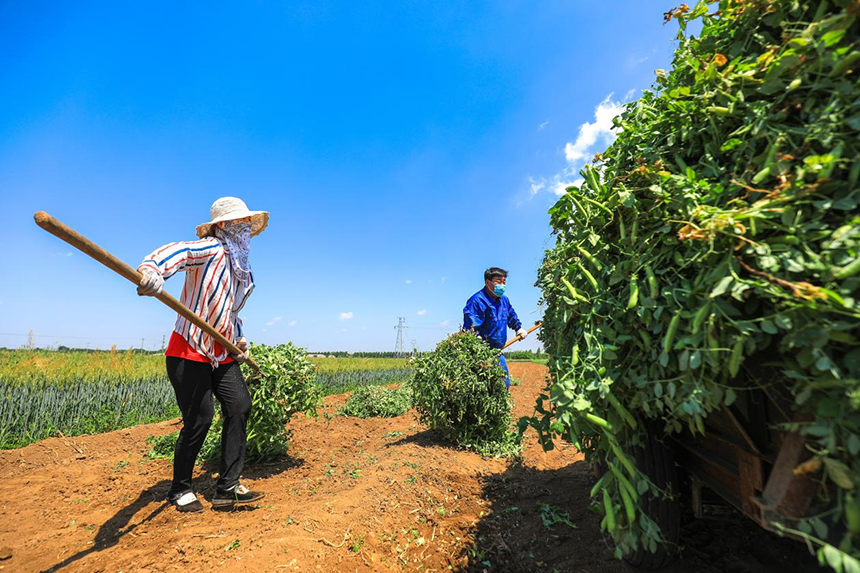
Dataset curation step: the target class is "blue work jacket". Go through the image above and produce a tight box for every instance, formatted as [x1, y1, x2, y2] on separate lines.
[463, 287, 523, 349]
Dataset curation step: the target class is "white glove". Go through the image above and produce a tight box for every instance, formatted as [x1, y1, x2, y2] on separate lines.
[137, 267, 164, 297]
[516, 328, 528, 340]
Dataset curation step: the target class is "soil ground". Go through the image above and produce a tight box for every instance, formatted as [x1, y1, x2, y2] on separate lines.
[0, 363, 823, 572]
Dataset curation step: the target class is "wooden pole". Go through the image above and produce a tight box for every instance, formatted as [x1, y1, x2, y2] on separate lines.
[502, 321, 542, 350]
[33, 211, 260, 373]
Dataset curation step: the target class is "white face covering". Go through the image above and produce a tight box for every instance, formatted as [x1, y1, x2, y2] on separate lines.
[215, 220, 252, 281]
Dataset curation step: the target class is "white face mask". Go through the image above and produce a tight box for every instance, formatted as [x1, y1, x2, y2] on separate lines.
[216, 220, 252, 280]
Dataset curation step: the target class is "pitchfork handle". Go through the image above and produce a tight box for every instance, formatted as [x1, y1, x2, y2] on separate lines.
[502, 321, 542, 350]
[33, 211, 260, 373]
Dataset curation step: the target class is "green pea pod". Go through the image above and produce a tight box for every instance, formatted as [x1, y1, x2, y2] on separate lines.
[752, 166, 771, 184]
[570, 196, 587, 218]
[834, 257, 860, 280]
[590, 471, 611, 499]
[561, 277, 587, 302]
[571, 344, 579, 366]
[619, 217, 627, 241]
[610, 441, 637, 478]
[584, 412, 614, 431]
[830, 50, 860, 77]
[663, 312, 681, 354]
[608, 460, 639, 502]
[607, 393, 638, 430]
[577, 261, 599, 291]
[640, 330, 652, 348]
[845, 495, 860, 534]
[577, 245, 603, 272]
[584, 165, 604, 194]
[644, 265, 658, 300]
[672, 251, 684, 266]
[618, 480, 636, 525]
[691, 302, 710, 335]
[603, 489, 616, 533]
[630, 219, 639, 244]
[729, 336, 744, 377]
[627, 275, 639, 310]
[707, 106, 731, 115]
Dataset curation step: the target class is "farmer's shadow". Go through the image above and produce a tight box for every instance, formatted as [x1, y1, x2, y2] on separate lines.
[43, 478, 179, 572]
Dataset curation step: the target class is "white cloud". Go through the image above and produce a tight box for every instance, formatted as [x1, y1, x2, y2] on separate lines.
[341, 328, 347, 332]
[441, 277, 447, 283]
[405, 279, 412, 285]
[417, 309, 427, 316]
[529, 176, 546, 197]
[266, 316, 283, 326]
[339, 311, 354, 321]
[564, 94, 624, 164]
[439, 319, 450, 327]
[65, 252, 73, 257]
[525, 93, 630, 202]
[538, 121, 549, 131]
[289, 320, 298, 327]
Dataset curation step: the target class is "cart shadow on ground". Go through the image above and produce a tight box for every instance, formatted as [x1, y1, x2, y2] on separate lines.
[455, 460, 826, 573]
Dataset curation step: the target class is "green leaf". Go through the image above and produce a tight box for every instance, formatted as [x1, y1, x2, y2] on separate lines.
[710, 276, 734, 298]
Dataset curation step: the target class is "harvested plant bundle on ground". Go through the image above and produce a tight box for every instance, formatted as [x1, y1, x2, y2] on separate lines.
[410, 331, 520, 457]
[338, 385, 411, 418]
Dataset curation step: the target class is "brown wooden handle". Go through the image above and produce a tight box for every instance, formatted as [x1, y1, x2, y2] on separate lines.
[33, 211, 260, 373]
[502, 321, 542, 349]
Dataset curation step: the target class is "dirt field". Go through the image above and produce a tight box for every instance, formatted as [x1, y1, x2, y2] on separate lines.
[0, 363, 823, 572]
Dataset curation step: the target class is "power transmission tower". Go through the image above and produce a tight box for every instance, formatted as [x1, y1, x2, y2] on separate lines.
[394, 317, 408, 357]
[161, 334, 166, 351]
[26, 329, 35, 350]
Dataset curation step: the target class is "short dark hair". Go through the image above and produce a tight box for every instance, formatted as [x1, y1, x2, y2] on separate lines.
[484, 267, 508, 281]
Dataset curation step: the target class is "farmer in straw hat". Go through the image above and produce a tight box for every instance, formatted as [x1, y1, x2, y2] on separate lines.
[136, 197, 268, 513]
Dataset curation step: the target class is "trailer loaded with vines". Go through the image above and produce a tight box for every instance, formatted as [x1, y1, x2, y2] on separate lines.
[527, 0, 860, 570]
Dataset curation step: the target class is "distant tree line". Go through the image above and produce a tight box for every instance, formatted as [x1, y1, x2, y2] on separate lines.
[502, 349, 548, 360]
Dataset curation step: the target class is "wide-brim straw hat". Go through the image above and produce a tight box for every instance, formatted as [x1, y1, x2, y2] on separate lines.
[196, 197, 269, 238]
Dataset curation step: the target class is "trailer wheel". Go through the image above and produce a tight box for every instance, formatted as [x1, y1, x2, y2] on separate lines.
[624, 426, 681, 570]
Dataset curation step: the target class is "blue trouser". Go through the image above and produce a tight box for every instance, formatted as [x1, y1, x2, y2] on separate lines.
[499, 354, 510, 389]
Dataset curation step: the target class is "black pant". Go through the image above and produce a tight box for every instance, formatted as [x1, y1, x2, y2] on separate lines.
[166, 357, 252, 496]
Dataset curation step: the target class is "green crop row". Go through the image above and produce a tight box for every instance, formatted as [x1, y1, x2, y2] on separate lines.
[0, 377, 177, 449]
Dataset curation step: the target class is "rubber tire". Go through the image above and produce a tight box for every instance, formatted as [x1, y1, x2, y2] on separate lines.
[623, 426, 681, 570]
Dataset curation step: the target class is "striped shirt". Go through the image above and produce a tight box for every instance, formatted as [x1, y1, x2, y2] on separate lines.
[139, 237, 254, 366]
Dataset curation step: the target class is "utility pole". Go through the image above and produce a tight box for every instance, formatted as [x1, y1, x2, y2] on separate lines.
[141, 338, 145, 350]
[394, 317, 408, 357]
[161, 334, 166, 351]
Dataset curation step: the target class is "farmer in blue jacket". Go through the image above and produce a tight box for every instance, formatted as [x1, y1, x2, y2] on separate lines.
[463, 267, 528, 389]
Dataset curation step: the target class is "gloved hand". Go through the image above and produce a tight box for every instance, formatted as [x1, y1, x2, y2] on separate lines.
[231, 350, 249, 364]
[137, 267, 164, 297]
[231, 338, 249, 363]
[516, 328, 528, 340]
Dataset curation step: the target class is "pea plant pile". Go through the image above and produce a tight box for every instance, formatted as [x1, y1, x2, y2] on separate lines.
[410, 331, 521, 457]
[528, 0, 860, 569]
[151, 342, 322, 463]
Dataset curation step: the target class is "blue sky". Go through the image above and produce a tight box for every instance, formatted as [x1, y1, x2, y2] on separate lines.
[1, 1, 679, 352]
